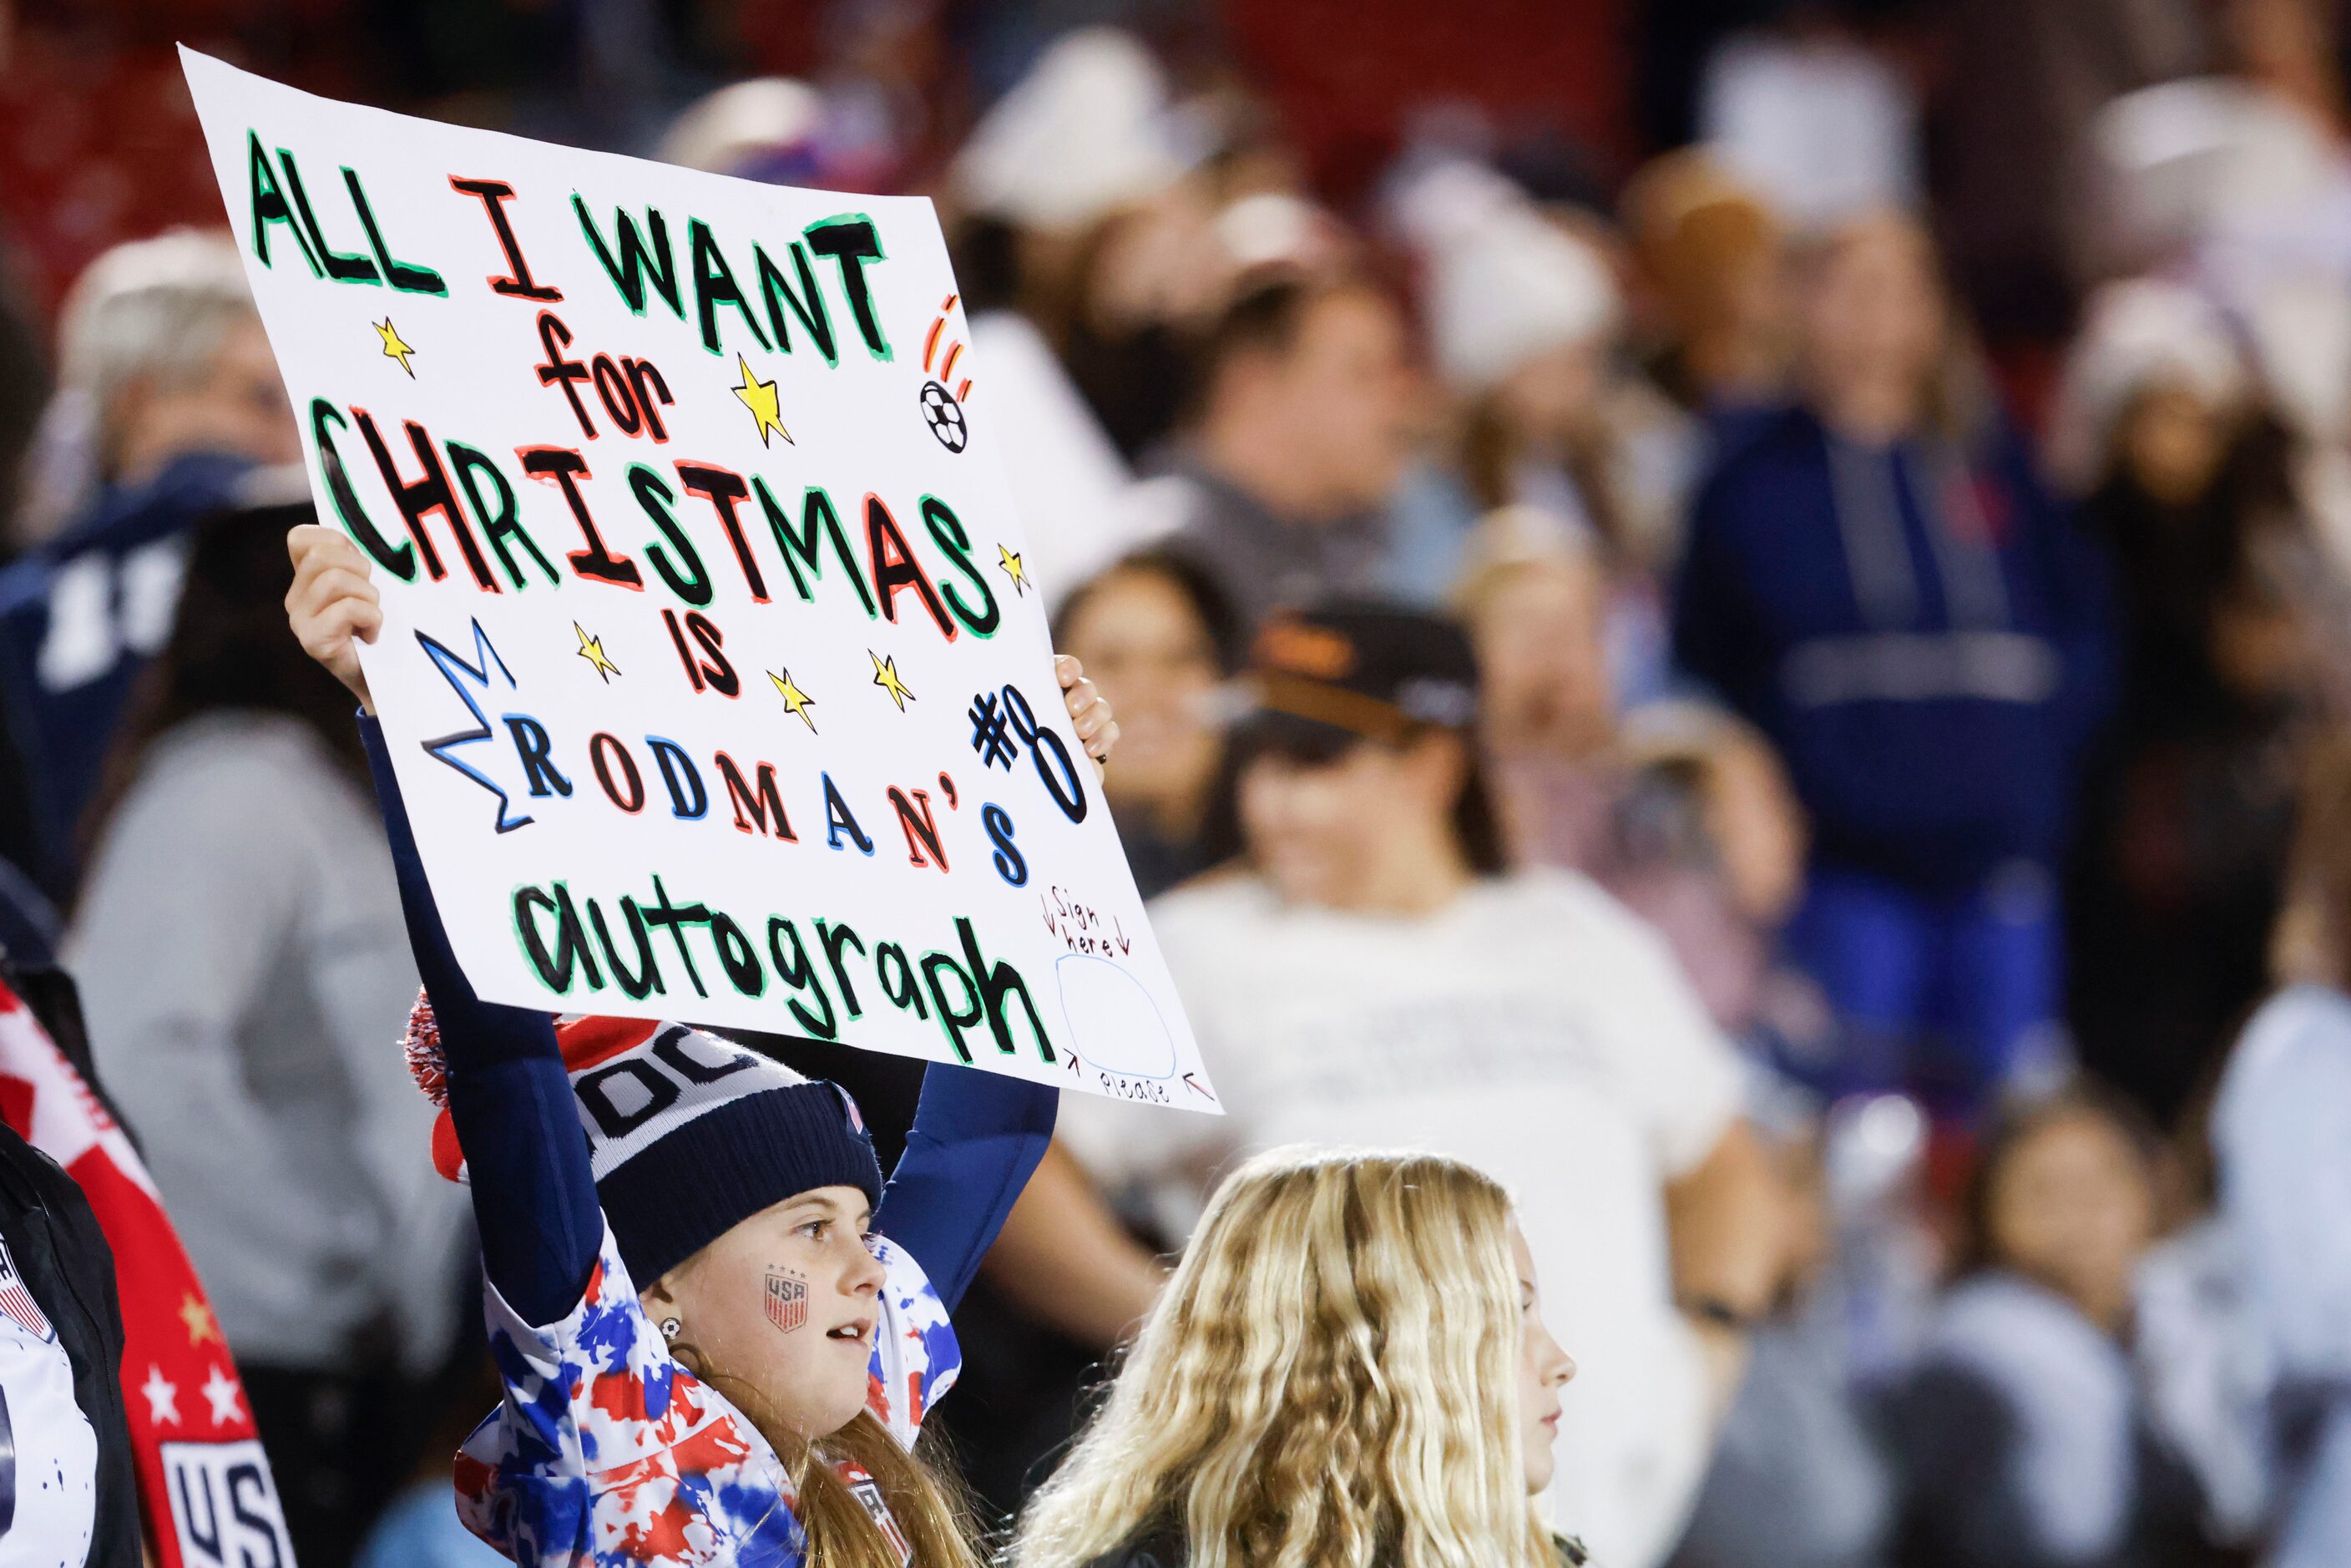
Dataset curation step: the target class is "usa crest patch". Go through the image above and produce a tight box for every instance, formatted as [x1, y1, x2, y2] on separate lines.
[765, 1269, 806, 1333]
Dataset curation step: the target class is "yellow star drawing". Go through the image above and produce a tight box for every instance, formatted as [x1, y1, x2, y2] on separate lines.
[868, 650, 916, 711]
[768, 668, 817, 733]
[997, 544, 1029, 596]
[375, 317, 416, 377]
[574, 622, 620, 682]
[179, 1293, 220, 1348]
[731, 354, 791, 447]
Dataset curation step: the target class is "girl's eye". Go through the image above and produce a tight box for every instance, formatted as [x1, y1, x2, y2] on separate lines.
[800, 1220, 828, 1241]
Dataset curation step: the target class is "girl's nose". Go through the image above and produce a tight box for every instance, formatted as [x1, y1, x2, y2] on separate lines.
[847, 1237, 887, 1295]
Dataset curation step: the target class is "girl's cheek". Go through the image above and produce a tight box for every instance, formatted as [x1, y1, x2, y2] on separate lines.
[764, 1265, 809, 1335]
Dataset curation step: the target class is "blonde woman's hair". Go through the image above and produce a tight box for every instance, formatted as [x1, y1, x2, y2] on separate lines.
[1015, 1147, 1551, 1568]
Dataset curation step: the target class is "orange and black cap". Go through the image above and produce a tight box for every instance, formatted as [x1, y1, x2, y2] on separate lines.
[1236, 602, 1480, 759]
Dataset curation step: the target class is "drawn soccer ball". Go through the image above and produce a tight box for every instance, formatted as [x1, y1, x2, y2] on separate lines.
[920, 380, 968, 453]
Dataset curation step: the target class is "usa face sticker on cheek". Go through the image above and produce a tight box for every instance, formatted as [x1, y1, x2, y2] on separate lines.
[765, 1267, 807, 1335]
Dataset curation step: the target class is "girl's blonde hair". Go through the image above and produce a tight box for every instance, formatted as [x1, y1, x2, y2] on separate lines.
[1014, 1147, 1552, 1568]
[788, 1414, 982, 1568]
[693, 1362, 980, 1568]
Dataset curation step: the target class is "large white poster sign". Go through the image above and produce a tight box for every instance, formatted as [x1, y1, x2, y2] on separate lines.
[182, 48, 1213, 1109]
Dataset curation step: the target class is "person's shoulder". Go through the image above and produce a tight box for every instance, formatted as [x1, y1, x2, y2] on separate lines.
[1697, 403, 1819, 488]
[53, 452, 253, 557]
[0, 1120, 85, 1222]
[1928, 1270, 2115, 1381]
[131, 714, 356, 815]
[2234, 983, 2351, 1061]
[1148, 868, 1273, 932]
[2217, 984, 2351, 1129]
[1484, 867, 1668, 950]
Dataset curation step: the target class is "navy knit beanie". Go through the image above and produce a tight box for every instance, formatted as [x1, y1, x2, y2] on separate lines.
[410, 1005, 882, 1288]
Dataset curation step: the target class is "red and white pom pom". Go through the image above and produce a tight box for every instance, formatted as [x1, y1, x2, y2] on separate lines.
[402, 989, 449, 1106]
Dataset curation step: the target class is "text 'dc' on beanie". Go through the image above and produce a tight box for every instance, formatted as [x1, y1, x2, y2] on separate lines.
[405, 997, 882, 1288]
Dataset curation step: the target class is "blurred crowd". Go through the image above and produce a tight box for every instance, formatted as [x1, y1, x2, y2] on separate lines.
[6, 1, 2351, 1565]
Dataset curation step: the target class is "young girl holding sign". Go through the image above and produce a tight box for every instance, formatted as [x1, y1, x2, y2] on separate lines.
[285, 523, 1117, 1567]
[1013, 1147, 1584, 1568]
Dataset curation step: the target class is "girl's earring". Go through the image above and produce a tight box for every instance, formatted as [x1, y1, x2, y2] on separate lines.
[660, 1317, 681, 1342]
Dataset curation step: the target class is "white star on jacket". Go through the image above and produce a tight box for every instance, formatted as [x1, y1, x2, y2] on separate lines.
[200, 1365, 241, 1427]
[139, 1365, 179, 1426]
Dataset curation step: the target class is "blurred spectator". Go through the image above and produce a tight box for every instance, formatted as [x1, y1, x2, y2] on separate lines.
[1455, 507, 1818, 1050]
[2056, 280, 2318, 1125]
[1696, 15, 1922, 232]
[352, 1353, 504, 1568]
[68, 501, 468, 1567]
[947, 28, 1191, 599]
[1052, 550, 1241, 898]
[655, 75, 829, 180]
[11, 229, 290, 547]
[1669, 1114, 1894, 1568]
[1927, 0, 2203, 346]
[1620, 149, 1793, 417]
[1403, 160, 1622, 544]
[2134, 1198, 2279, 1553]
[1059, 176, 1236, 463]
[991, 604, 1781, 1568]
[0, 229, 297, 896]
[2091, 13, 2351, 473]
[2212, 734, 2351, 1568]
[1457, 508, 1621, 870]
[1136, 277, 1420, 632]
[1674, 212, 2112, 1112]
[1887, 1088, 2222, 1568]
[1394, 157, 1681, 706]
[1609, 705, 1818, 1048]
[952, 27, 1198, 289]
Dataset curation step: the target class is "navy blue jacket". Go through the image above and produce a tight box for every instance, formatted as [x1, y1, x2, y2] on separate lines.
[0, 452, 254, 893]
[359, 715, 1054, 1326]
[1673, 406, 2112, 892]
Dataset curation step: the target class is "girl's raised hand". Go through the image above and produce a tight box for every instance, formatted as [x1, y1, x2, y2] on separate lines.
[286, 524, 382, 712]
[1056, 654, 1120, 781]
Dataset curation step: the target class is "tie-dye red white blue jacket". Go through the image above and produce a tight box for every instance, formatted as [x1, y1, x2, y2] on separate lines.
[453, 1219, 956, 1565]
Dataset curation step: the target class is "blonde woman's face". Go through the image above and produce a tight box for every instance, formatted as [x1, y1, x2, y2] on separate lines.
[1512, 1221, 1575, 1493]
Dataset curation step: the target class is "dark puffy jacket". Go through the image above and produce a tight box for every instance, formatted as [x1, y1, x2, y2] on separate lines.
[0, 1118, 141, 1565]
